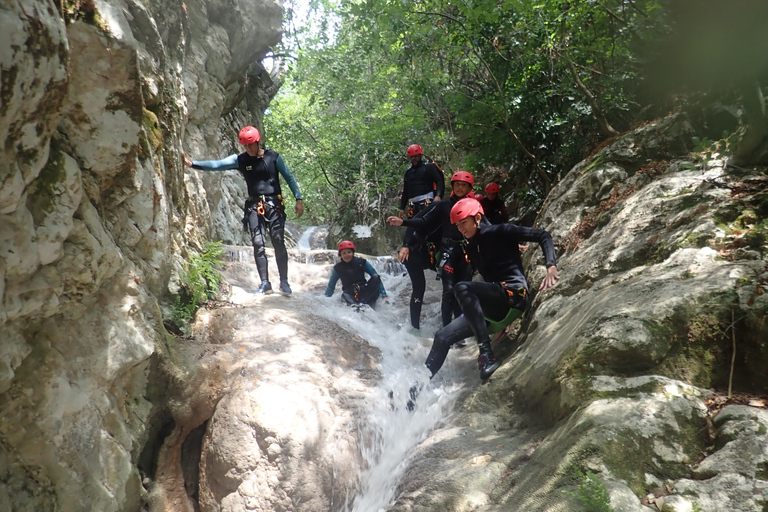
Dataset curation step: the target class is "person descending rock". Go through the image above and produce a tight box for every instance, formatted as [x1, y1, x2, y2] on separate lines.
[184, 126, 303, 295]
[424, 197, 559, 382]
[478, 182, 509, 225]
[398, 144, 445, 220]
[325, 241, 388, 308]
[387, 171, 476, 329]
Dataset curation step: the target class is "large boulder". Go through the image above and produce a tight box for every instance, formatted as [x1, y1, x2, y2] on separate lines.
[0, 0, 284, 510]
[391, 114, 768, 511]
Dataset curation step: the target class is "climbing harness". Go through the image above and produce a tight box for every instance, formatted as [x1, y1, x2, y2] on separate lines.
[426, 242, 438, 268]
[484, 283, 527, 334]
[248, 194, 285, 216]
[406, 191, 434, 219]
[353, 282, 362, 303]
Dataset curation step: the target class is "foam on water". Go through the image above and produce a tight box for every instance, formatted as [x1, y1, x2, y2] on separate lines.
[296, 258, 475, 511]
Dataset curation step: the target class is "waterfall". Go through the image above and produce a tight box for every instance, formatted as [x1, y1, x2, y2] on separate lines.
[308, 258, 473, 511]
[219, 238, 476, 511]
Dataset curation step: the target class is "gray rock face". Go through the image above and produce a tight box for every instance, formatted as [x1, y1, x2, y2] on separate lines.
[3, 3, 768, 512]
[0, 0, 282, 510]
[392, 115, 768, 511]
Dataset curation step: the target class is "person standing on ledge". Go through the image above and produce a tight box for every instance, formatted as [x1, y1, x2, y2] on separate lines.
[184, 126, 303, 295]
[398, 144, 445, 220]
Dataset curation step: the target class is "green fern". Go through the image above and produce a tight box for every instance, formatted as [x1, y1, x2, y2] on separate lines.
[563, 470, 614, 512]
[170, 241, 224, 335]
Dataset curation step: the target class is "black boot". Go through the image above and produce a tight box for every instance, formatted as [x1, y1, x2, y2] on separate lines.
[477, 343, 500, 382]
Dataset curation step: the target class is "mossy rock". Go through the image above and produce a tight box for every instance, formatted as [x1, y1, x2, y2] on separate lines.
[26, 139, 67, 220]
[142, 108, 163, 153]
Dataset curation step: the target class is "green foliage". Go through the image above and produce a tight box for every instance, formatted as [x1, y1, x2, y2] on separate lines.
[171, 241, 224, 335]
[691, 131, 741, 162]
[59, 0, 108, 30]
[563, 470, 614, 512]
[268, 0, 668, 224]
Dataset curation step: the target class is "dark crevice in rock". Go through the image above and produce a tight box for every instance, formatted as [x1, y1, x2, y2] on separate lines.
[138, 414, 176, 480]
[181, 420, 207, 511]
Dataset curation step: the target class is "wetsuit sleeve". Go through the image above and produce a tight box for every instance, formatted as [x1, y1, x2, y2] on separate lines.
[364, 261, 387, 297]
[325, 268, 340, 297]
[430, 163, 445, 198]
[512, 225, 557, 267]
[401, 201, 440, 231]
[275, 155, 303, 200]
[399, 171, 409, 210]
[190, 154, 239, 171]
[401, 201, 442, 247]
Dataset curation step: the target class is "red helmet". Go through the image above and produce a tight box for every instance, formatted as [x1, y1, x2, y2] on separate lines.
[450, 197, 484, 224]
[338, 240, 356, 253]
[407, 144, 423, 157]
[485, 183, 500, 194]
[238, 126, 261, 144]
[450, 171, 474, 187]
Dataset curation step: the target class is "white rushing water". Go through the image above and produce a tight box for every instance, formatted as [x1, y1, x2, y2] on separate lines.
[296, 251, 477, 512]
[296, 226, 319, 250]
[223, 241, 478, 510]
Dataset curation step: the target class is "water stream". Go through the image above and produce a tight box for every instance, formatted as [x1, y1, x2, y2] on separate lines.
[295, 249, 476, 511]
[221, 240, 477, 511]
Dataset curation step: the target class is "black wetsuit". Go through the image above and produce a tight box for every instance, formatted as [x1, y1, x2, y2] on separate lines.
[238, 150, 292, 283]
[330, 256, 384, 307]
[402, 196, 473, 327]
[479, 196, 509, 225]
[399, 161, 445, 219]
[424, 223, 557, 377]
[191, 149, 302, 285]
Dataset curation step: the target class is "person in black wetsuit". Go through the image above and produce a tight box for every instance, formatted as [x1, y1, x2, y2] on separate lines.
[325, 241, 388, 307]
[387, 171, 475, 330]
[184, 126, 303, 295]
[398, 144, 445, 220]
[479, 182, 509, 225]
[424, 197, 560, 382]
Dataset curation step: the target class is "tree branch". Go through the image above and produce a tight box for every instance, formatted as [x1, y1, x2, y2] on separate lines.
[295, 122, 340, 190]
[566, 58, 620, 137]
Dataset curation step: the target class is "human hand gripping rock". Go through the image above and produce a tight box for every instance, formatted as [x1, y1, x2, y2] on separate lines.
[539, 265, 559, 291]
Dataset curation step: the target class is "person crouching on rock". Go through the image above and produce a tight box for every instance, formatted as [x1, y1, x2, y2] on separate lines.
[325, 241, 388, 308]
[424, 198, 559, 382]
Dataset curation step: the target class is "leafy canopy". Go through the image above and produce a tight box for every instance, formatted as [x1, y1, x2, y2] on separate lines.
[267, 0, 667, 224]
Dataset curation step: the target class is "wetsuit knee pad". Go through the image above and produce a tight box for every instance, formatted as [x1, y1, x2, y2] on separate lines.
[453, 282, 475, 308]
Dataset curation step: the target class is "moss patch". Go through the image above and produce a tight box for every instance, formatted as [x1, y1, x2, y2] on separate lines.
[0, 65, 18, 118]
[59, 0, 109, 32]
[142, 108, 163, 153]
[26, 139, 67, 223]
[651, 293, 761, 393]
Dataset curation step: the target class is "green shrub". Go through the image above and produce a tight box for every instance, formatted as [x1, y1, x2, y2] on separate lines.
[171, 241, 224, 336]
[563, 470, 614, 512]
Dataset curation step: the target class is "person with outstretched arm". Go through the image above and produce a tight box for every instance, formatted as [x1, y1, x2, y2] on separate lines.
[386, 171, 476, 330]
[184, 126, 303, 295]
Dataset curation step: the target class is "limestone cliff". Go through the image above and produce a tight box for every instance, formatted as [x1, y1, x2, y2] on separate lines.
[0, 0, 282, 510]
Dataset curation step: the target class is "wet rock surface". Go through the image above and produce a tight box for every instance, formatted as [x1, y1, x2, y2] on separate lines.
[2, 2, 768, 512]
